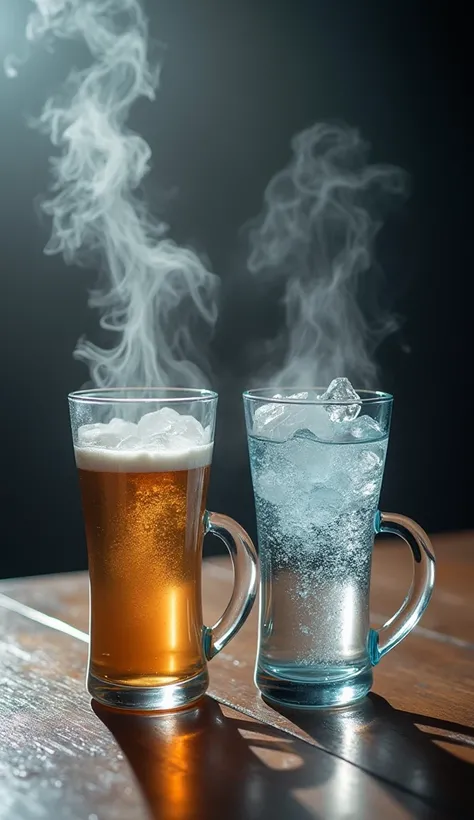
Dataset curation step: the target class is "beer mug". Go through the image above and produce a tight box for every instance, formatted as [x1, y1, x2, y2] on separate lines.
[244, 386, 435, 709]
[69, 388, 258, 711]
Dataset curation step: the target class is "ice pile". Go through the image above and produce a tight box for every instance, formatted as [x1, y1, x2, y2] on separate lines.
[75, 408, 212, 472]
[250, 378, 388, 526]
[253, 391, 334, 442]
[252, 378, 383, 442]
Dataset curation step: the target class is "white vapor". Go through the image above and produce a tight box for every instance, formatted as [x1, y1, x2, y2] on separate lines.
[247, 122, 407, 388]
[18, 0, 219, 388]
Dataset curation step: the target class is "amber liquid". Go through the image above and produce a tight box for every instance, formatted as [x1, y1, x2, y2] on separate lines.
[78, 464, 210, 687]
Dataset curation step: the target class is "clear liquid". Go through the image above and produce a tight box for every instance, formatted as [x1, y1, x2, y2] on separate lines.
[248, 429, 388, 706]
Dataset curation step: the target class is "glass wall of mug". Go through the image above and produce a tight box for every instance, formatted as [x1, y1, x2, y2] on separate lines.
[244, 387, 435, 709]
[70, 388, 258, 711]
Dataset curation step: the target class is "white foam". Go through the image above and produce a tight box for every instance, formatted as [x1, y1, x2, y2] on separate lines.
[74, 443, 213, 473]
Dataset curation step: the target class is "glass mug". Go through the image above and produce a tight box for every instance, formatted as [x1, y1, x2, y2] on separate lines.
[244, 388, 435, 709]
[69, 388, 258, 711]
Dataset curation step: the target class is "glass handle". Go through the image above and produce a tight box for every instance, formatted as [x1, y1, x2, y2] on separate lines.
[202, 511, 258, 660]
[368, 511, 436, 665]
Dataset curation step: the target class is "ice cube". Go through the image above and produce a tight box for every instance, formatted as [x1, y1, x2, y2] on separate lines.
[306, 485, 344, 527]
[115, 435, 142, 450]
[253, 393, 333, 442]
[144, 433, 165, 450]
[137, 408, 179, 437]
[77, 423, 102, 445]
[303, 405, 334, 441]
[255, 470, 293, 506]
[77, 423, 123, 448]
[343, 415, 382, 441]
[177, 414, 207, 443]
[160, 433, 197, 451]
[321, 377, 361, 422]
[147, 429, 205, 452]
[348, 444, 387, 497]
[358, 448, 384, 472]
[138, 408, 207, 445]
[281, 435, 334, 484]
[160, 407, 185, 425]
[108, 418, 138, 438]
[253, 393, 297, 432]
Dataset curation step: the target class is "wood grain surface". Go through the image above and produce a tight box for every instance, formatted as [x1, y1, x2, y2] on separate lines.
[0, 531, 473, 819]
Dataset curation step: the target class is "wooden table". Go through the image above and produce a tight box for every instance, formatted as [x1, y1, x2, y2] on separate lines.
[0, 532, 473, 819]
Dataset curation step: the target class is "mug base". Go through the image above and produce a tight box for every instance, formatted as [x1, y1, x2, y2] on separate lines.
[87, 667, 209, 712]
[256, 665, 373, 709]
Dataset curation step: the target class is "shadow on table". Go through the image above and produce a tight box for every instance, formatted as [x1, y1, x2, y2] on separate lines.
[267, 693, 474, 815]
[93, 696, 322, 820]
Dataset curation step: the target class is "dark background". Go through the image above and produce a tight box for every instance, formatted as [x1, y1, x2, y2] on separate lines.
[0, 0, 472, 579]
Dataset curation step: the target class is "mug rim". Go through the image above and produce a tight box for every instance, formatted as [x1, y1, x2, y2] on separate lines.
[68, 387, 218, 405]
[243, 387, 393, 406]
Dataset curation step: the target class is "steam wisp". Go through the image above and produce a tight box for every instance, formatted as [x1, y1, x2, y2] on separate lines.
[247, 122, 407, 388]
[19, 0, 219, 388]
